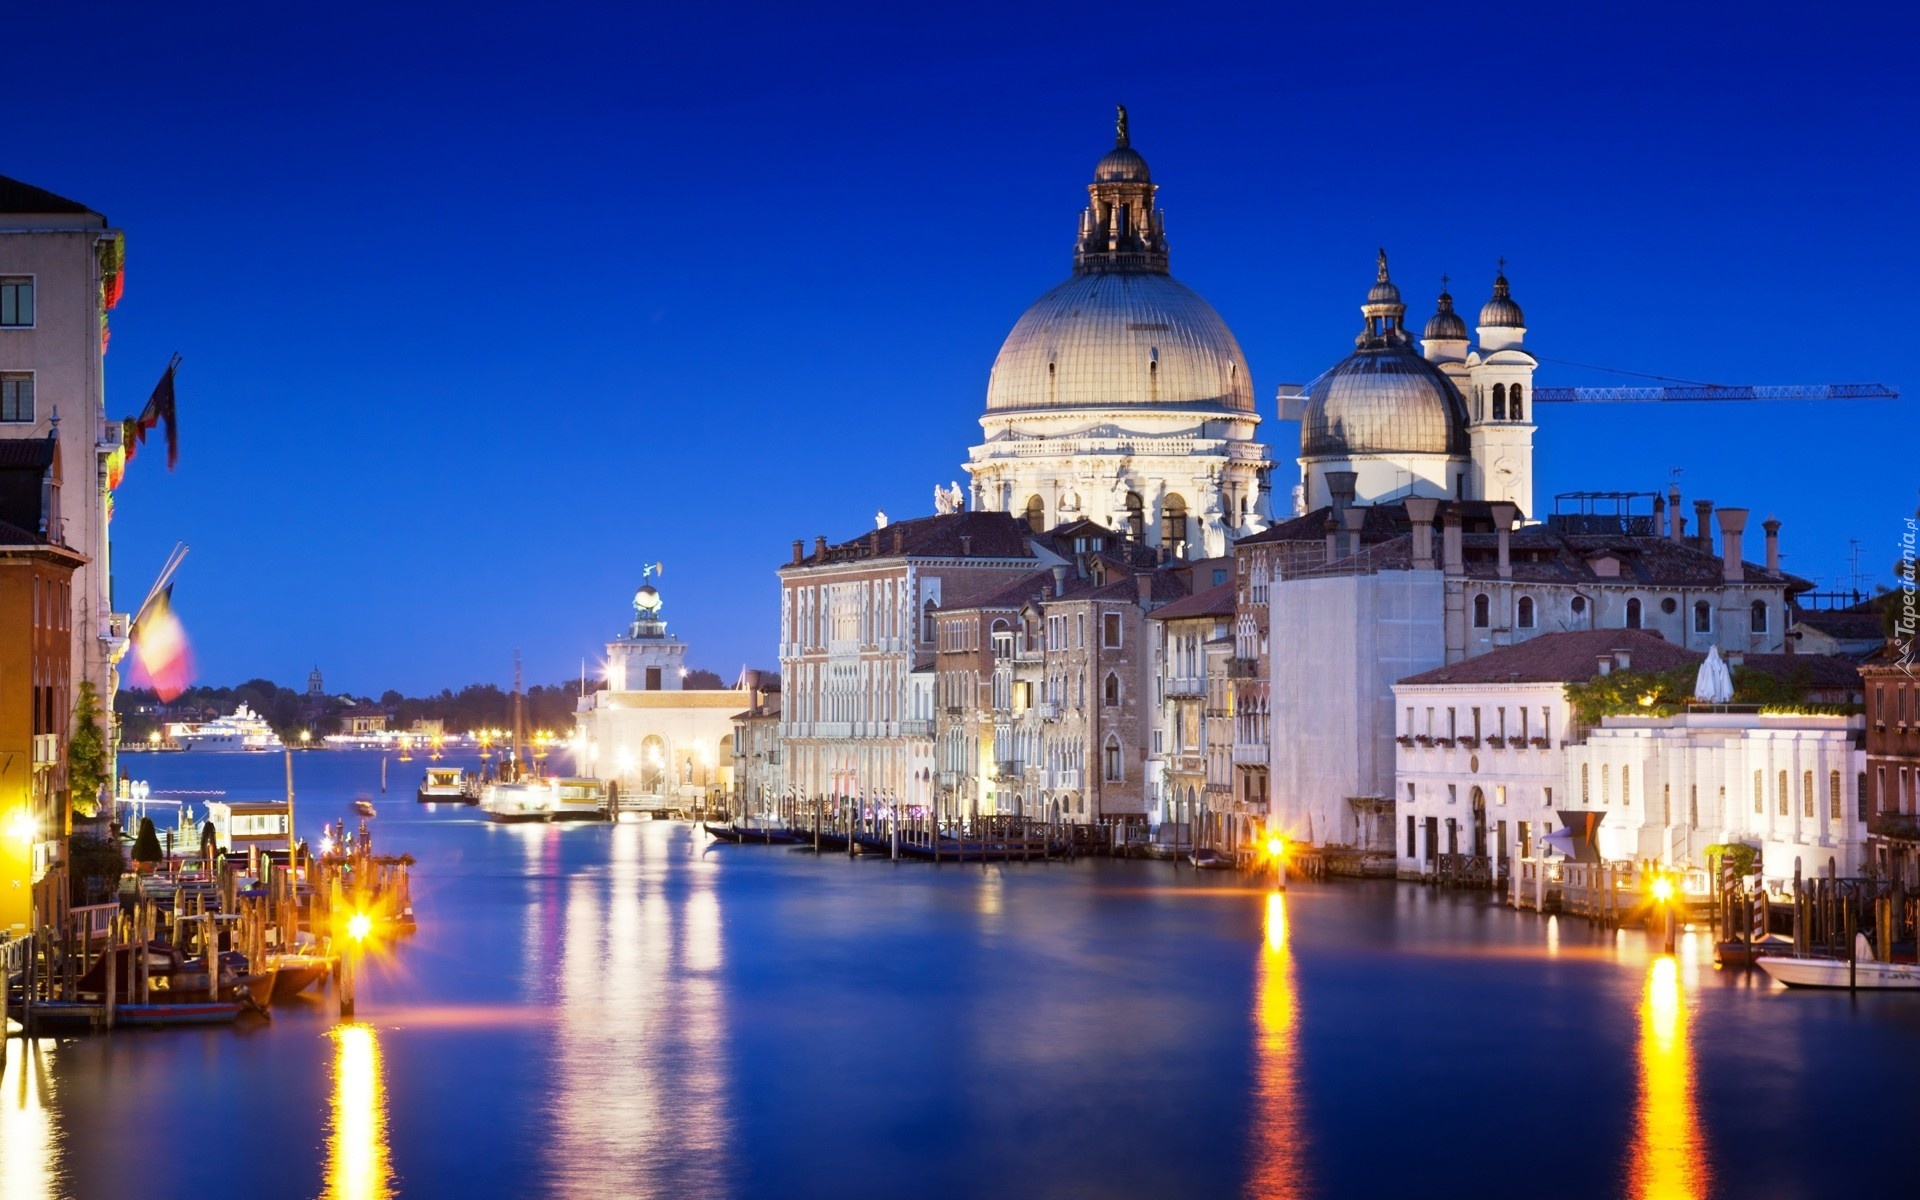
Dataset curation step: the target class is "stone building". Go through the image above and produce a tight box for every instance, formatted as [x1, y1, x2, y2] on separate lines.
[0, 176, 129, 772]
[1147, 578, 1236, 849]
[1861, 659, 1920, 884]
[0, 435, 83, 933]
[777, 511, 1057, 814]
[573, 582, 747, 811]
[729, 677, 782, 820]
[965, 110, 1273, 557]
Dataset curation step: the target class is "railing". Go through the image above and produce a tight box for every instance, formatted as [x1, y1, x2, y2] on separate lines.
[1165, 676, 1205, 698]
[1038, 703, 1060, 722]
[0, 934, 30, 977]
[1869, 812, 1920, 840]
[899, 719, 934, 737]
[72, 902, 117, 944]
[1232, 743, 1267, 765]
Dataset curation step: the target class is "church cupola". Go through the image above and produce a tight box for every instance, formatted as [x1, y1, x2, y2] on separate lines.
[1074, 105, 1169, 275]
[1356, 249, 1412, 347]
[1476, 261, 1527, 352]
[1421, 277, 1470, 362]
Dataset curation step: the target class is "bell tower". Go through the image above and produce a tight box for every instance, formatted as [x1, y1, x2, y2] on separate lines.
[1464, 263, 1537, 517]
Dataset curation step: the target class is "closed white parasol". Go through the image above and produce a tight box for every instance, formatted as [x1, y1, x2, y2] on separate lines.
[1693, 644, 1735, 704]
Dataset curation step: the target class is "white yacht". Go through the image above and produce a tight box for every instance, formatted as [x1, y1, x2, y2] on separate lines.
[479, 780, 556, 822]
[169, 704, 284, 753]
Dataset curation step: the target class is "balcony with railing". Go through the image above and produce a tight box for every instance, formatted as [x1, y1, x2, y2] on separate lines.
[1232, 742, 1269, 766]
[900, 719, 934, 738]
[1869, 811, 1920, 841]
[1038, 702, 1060, 722]
[31, 733, 60, 766]
[1165, 675, 1205, 699]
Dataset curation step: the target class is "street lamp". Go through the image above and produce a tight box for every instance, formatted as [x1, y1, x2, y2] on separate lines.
[1652, 873, 1677, 953]
[1267, 834, 1287, 891]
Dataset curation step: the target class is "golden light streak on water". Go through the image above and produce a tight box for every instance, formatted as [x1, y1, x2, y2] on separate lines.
[1629, 956, 1710, 1200]
[1, 1039, 59, 1200]
[324, 1023, 394, 1200]
[1247, 891, 1307, 1199]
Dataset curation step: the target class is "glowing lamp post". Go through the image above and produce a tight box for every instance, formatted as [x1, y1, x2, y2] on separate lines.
[1652, 874, 1677, 953]
[1267, 834, 1287, 891]
[341, 909, 372, 1018]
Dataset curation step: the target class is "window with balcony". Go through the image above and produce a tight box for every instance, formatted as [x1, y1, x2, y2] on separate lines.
[0, 277, 32, 327]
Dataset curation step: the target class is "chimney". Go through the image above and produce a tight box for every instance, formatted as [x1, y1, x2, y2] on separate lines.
[1324, 516, 1340, 561]
[1327, 470, 1359, 515]
[1441, 511, 1464, 576]
[1693, 500, 1714, 555]
[1052, 564, 1069, 597]
[1613, 648, 1632, 670]
[1135, 572, 1153, 605]
[1762, 516, 1780, 572]
[1596, 654, 1613, 676]
[1405, 497, 1439, 569]
[792, 539, 804, 565]
[1668, 482, 1683, 541]
[870, 530, 881, 556]
[893, 528, 905, 554]
[959, 535, 973, 557]
[1342, 506, 1367, 559]
[1716, 507, 1748, 582]
[1652, 494, 1666, 536]
[1491, 502, 1517, 579]
[813, 535, 828, 561]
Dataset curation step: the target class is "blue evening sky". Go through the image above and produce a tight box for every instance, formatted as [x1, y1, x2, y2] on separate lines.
[8, 1, 1914, 694]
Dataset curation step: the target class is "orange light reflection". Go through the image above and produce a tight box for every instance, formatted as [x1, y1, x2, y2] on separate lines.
[1629, 956, 1710, 1200]
[1, 1039, 59, 1200]
[324, 1023, 394, 1200]
[1248, 890, 1308, 1199]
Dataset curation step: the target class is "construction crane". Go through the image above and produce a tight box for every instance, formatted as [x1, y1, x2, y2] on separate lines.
[1533, 382, 1898, 403]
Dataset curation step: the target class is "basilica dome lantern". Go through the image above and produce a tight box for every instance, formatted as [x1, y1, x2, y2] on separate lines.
[965, 108, 1272, 557]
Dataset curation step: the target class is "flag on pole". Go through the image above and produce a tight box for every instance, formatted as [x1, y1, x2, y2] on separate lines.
[124, 354, 180, 469]
[130, 584, 193, 701]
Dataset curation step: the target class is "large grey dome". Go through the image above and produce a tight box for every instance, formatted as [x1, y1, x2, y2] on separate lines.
[1301, 347, 1469, 457]
[985, 272, 1253, 414]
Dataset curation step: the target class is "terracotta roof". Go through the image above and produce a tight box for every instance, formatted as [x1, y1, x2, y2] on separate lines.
[0, 175, 98, 216]
[1791, 610, 1884, 641]
[1397, 629, 1703, 686]
[1149, 579, 1236, 621]
[789, 511, 1036, 568]
[0, 438, 56, 469]
[1737, 653, 1863, 690]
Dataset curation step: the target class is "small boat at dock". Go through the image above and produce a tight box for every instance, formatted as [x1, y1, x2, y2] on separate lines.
[1758, 937, 1920, 990]
[417, 766, 466, 803]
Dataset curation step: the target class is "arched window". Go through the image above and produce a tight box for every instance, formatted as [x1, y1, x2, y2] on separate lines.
[1626, 598, 1642, 629]
[1750, 601, 1768, 633]
[1473, 593, 1490, 628]
[1024, 495, 1046, 534]
[1103, 672, 1120, 707]
[1162, 493, 1189, 554]
[1125, 492, 1145, 542]
[1508, 384, 1523, 420]
[922, 598, 938, 643]
[1492, 382, 1507, 421]
[1694, 601, 1712, 634]
[1103, 736, 1122, 782]
[1517, 596, 1535, 629]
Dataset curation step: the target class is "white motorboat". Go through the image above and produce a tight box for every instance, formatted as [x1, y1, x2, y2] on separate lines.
[1757, 936, 1920, 990]
[169, 703, 284, 752]
[479, 780, 555, 822]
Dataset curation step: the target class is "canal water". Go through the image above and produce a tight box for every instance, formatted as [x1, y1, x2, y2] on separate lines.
[5, 750, 1916, 1199]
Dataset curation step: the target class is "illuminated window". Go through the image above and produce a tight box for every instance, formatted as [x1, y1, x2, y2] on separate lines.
[1622, 765, 1630, 807]
[0, 277, 31, 327]
[1803, 770, 1814, 818]
[0, 372, 31, 423]
[1778, 769, 1788, 816]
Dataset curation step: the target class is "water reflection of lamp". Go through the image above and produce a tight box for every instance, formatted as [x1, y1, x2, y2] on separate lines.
[1248, 891, 1308, 1198]
[1, 1038, 59, 1198]
[1629, 956, 1709, 1200]
[325, 1023, 394, 1200]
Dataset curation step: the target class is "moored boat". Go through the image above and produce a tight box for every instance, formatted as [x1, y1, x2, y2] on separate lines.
[268, 952, 336, 1003]
[550, 778, 609, 821]
[417, 766, 465, 803]
[1758, 937, 1920, 990]
[480, 780, 556, 822]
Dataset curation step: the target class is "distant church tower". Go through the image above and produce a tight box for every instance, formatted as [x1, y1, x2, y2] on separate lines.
[307, 665, 324, 697]
[606, 581, 687, 692]
[1461, 265, 1537, 518]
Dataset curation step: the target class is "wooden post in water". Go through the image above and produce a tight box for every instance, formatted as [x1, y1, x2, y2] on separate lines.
[103, 916, 115, 1029]
[1792, 859, 1804, 956]
[1846, 900, 1857, 992]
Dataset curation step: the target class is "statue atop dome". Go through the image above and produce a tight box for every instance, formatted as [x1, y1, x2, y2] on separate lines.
[1116, 103, 1129, 148]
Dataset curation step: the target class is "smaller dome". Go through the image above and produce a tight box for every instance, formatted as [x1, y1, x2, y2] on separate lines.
[1365, 247, 1401, 307]
[1301, 348, 1469, 459]
[1095, 145, 1151, 183]
[634, 584, 662, 613]
[1479, 270, 1525, 328]
[1424, 285, 1467, 341]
